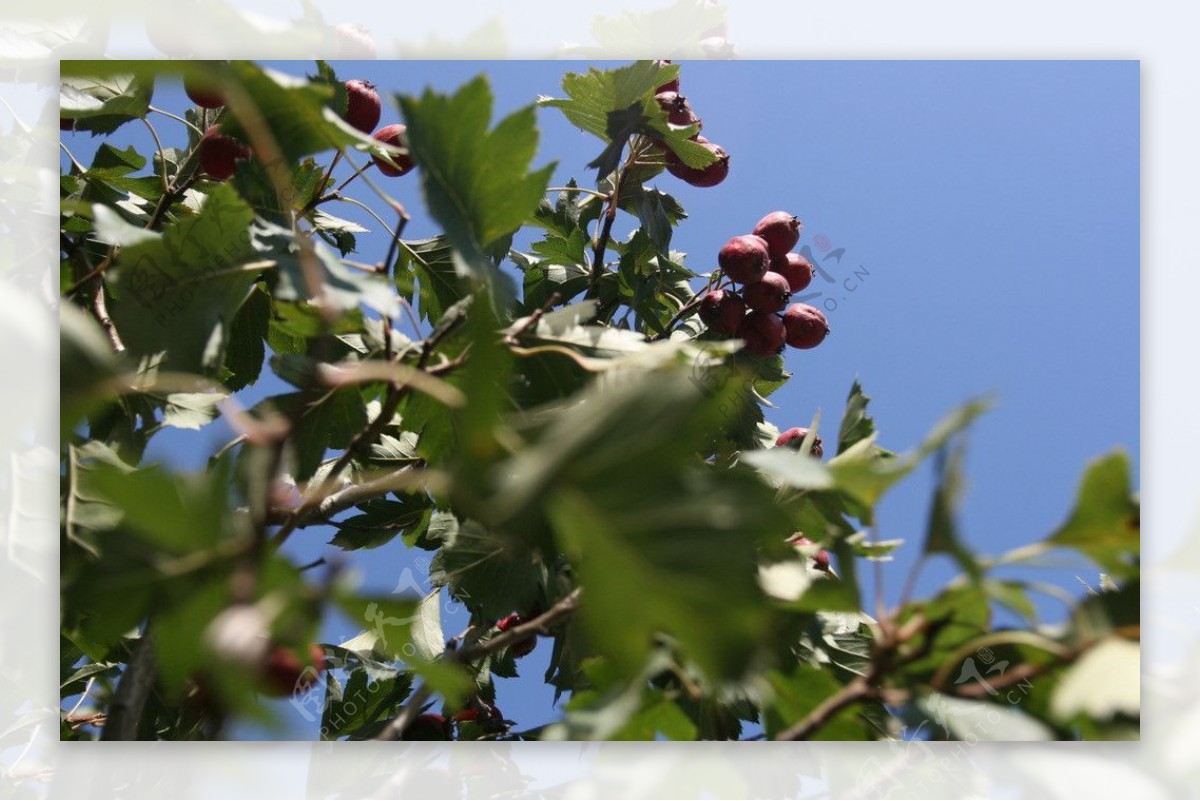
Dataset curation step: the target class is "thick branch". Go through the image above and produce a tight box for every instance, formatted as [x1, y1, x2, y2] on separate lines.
[99, 630, 156, 741]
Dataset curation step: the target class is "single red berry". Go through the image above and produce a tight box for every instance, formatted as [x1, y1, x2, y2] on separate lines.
[655, 91, 702, 129]
[496, 613, 536, 658]
[775, 427, 824, 457]
[260, 643, 325, 697]
[653, 60, 679, 94]
[343, 79, 381, 134]
[718, 234, 771, 285]
[665, 136, 729, 188]
[198, 125, 250, 180]
[782, 304, 830, 350]
[60, 117, 75, 131]
[403, 712, 451, 740]
[738, 311, 786, 357]
[371, 123, 415, 177]
[787, 533, 832, 572]
[743, 271, 790, 313]
[185, 75, 224, 109]
[698, 289, 746, 335]
[772, 252, 814, 293]
[752, 211, 803, 260]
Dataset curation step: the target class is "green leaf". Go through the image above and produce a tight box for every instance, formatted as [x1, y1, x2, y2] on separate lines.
[740, 447, 834, 491]
[330, 496, 432, 551]
[1046, 451, 1139, 579]
[60, 72, 153, 129]
[837, 379, 878, 456]
[159, 392, 227, 431]
[428, 517, 548, 622]
[105, 183, 260, 374]
[87, 463, 226, 555]
[321, 659, 412, 741]
[764, 664, 874, 740]
[276, 388, 369, 482]
[398, 76, 554, 276]
[922, 441, 982, 581]
[222, 282, 270, 391]
[916, 692, 1054, 741]
[395, 235, 466, 323]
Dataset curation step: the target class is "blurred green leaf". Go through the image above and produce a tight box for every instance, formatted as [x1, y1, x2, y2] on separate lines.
[1046, 450, 1139, 579]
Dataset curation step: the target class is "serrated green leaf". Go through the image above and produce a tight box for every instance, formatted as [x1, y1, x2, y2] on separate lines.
[1046, 451, 1139, 580]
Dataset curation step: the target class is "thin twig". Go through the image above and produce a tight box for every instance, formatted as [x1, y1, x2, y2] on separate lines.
[375, 588, 582, 741]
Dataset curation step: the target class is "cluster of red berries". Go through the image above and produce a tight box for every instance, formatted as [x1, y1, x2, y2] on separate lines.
[697, 211, 830, 357]
[403, 701, 505, 740]
[186, 74, 413, 181]
[651, 61, 730, 188]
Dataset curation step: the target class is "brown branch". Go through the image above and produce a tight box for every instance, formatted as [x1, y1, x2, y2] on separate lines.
[99, 629, 156, 741]
[775, 675, 876, 741]
[375, 588, 582, 741]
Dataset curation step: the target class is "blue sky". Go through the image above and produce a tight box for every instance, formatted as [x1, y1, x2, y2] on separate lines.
[63, 59, 1139, 738]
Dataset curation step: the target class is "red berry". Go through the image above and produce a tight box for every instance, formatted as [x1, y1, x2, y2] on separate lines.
[718, 234, 770, 285]
[371, 123, 415, 177]
[665, 136, 729, 188]
[403, 712, 451, 740]
[655, 91, 701, 129]
[198, 125, 250, 180]
[653, 60, 679, 94]
[772, 252, 813, 293]
[752, 211, 803, 260]
[60, 117, 75, 131]
[738, 311, 786, 357]
[185, 75, 224, 109]
[782, 304, 830, 350]
[496, 613, 535, 658]
[260, 643, 324, 697]
[787, 533, 832, 572]
[698, 289, 746, 335]
[743, 271, 790, 313]
[775, 427, 824, 457]
[343, 79, 381, 134]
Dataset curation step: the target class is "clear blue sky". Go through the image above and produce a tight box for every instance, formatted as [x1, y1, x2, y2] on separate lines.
[64, 60, 1139, 739]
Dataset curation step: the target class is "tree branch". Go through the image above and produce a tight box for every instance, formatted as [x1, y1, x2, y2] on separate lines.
[99, 629, 156, 741]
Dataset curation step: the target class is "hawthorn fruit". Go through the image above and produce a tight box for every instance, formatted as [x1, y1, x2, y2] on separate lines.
[185, 75, 224, 109]
[782, 303, 830, 350]
[738, 310, 786, 356]
[718, 234, 770, 285]
[371, 123, 415, 177]
[772, 252, 814, 293]
[698, 289, 746, 335]
[788, 533, 832, 573]
[775, 426, 824, 457]
[743, 271, 790, 313]
[665, 136, 730, 188]
[752, 211, 803, 260]
[403, 712, 451, 740]
[198, 125, 250, 180]
[655, 91, 702, 129]
[260, 643, 325, 697]
[343, 79, 381, 134]
[497, 612, 536, 658]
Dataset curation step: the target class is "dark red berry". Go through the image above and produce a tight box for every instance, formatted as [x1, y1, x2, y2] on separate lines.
[496, 613, 536, 658]
[782, 304, 830, 350]
[343, 79, 381, 134]
[60, 117, 75, 131]
[371, 123, 415, 177]
[198, 125, 250, 180]
[772, 252, 814, 293]
[403, 712, 450, 740]
[260, 643, 325, 697]
[653, 60, 679, 93]
[665, 136, 729, 188]
[787, 533, 832, 573]
[655, 91, 702, 129]
[743, 271, 790, 313]
[185, 75, 224, 109]
[718, 234, 770, 285]
[698, 289, 746, 335]
[752, 212, 803, 260]
[775, 427, 824, 457]
[738, 311, 786, 357]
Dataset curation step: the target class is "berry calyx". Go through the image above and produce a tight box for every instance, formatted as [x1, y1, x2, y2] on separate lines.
[655, 91, 701, 129]
[743, 271, 790, 313]
[342, 79, 381, 134]
[260, 643, 325, 697]
[775, 427, 824, 457]
[738, 310, 786, 357]
[772, 252, 814, 293]
[371, 123, 415, 177]
[718, 234, 770, 285]
[698, 289, 746, 335]
[198, 125, 250, 180]
[782, 304, 830, 350]
[184, 75, 224, 109]
[665, 136, 730, 188]
[752, 211, 803, 260]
